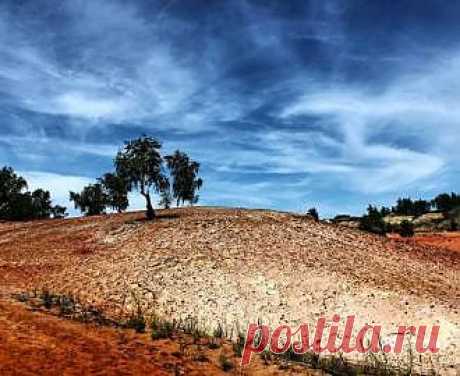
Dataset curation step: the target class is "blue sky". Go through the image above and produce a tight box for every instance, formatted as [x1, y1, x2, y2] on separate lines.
[1, 0, 459, 217]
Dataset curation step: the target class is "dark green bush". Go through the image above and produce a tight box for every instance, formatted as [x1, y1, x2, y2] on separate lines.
[399, 220, 414, 237]
[126, 314, 146, 333]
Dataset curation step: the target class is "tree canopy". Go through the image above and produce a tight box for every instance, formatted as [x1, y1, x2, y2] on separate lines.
[68, 137, 204, 219]
[0, 167, 66, 221]
[165, 150, 203, 207]
[431, 193, 460, 213]
[115, 136, 168, 219]
[70, 183, 108, 216]
[359, 205, 387, 235]
[307, 207, 319, 221]
[98, 173, 129, 213]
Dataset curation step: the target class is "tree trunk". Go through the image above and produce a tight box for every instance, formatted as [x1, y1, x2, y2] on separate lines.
[144, 193, 155, 220]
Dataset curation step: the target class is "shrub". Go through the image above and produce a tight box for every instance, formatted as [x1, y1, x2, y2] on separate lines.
[219, 354, 234, 372]
[360, 205, 387, 235]
[399, 220, 414, 237]
[213, 323, 224, 338]
[40, 289, 54, 309]
[307, 207, 319, 221]
[151, 316, 174, 340]
[126, 314, 146, 333]
[232, 332, 246, 357]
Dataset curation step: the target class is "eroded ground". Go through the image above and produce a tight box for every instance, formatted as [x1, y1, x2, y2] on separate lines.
[0, 208, 459, 375]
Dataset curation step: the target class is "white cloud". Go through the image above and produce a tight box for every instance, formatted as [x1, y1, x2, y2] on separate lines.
[47, 92, 129, 119]
[1, 0, 459, 215]
[18, 170, 153, 216]
[278, 51, 460, 194]
[2, 136, 118, 158]
[19, 171, 93, 216]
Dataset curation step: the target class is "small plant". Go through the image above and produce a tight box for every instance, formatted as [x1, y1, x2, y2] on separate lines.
[207, 340, 221, 350]
[260, 349, 272, 365]
[319, 354, 358, 376]
[219, 354, 234, 372]
[125, 314, 146, 333]
[57, 295, 76, 316]
[213, 323, 224, 338]
[151, 316, 175, 340]
[13, 292, 29, 303]
[40, 289, 54, 309]
[281, 347, 311, 364]
[207, 323, 224, 349]
[18, 289, 118, 327]
[305, 351, 320, 369]
[182, 317, 206, 342]
[232, 332, 245, 357]
[124, 289, 147, 333]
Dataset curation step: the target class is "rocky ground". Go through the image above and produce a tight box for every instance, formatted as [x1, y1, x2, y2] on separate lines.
[0, 207, 459, 375]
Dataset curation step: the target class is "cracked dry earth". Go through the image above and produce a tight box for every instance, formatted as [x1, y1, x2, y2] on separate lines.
[0, 207, 459, 375]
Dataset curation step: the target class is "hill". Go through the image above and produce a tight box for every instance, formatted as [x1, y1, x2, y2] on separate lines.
[0, 207, 458, 374]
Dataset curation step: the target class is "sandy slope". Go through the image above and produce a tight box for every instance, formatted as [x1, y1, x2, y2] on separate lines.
[0, 295, 312, 376]
[0, 207, 459, 374]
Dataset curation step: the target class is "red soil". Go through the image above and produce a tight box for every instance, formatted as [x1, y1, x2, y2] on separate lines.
[0, 296, 312, 375]
[413, 232, 460, 253]
[0, 208, 458, 375]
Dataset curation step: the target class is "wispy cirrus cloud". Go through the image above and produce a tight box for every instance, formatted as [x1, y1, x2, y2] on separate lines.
[1, 0, 460, 217]
[278, 50, 460, 195]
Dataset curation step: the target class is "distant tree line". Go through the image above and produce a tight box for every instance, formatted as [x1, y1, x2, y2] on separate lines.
[381, 193, 460, 217]
[359, 192, 460, 237]
[0, 167, 66, 221]
[70, 136, 203, 219]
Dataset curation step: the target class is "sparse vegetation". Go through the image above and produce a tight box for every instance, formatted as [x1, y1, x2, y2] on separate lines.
[125, 314, 147, 333]
[218, 354, 235, 372]
[268, 349, 432, 376]
[151, 316, 175, 340]
[360, 205, 388, 235]
[12, 287, 440, 376]
[307, 207, 319, 221]
[399, 220, 414, 237]
[349, 192, 460, 236]
[232, 332, 246, 357]
[15, 290, 117, 326]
